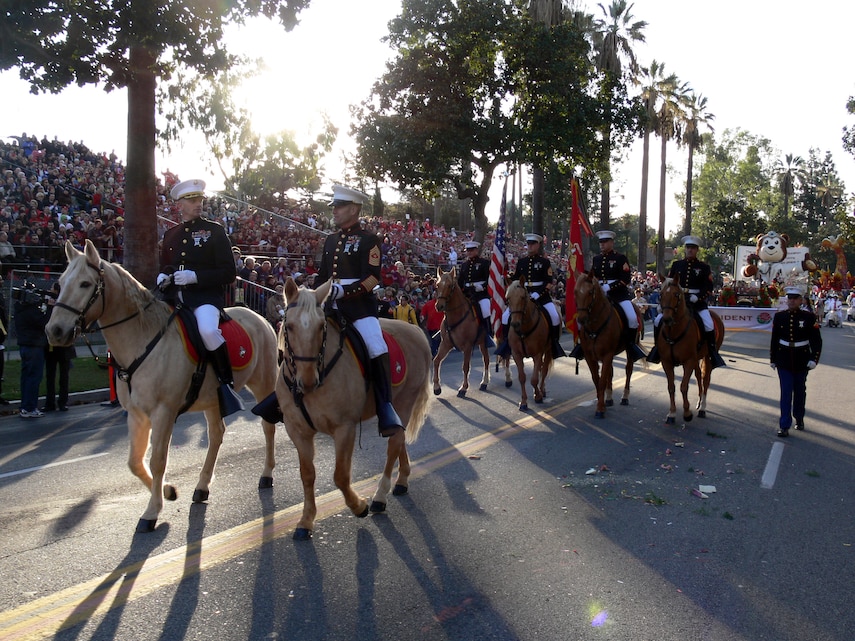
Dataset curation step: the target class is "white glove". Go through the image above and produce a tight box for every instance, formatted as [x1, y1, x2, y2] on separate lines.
[330, 283, 345, 301]
[689, 294, 698, 303]
[474, 283, 484, 292]
[156, 273, 170, 286]
[601, 283, 611, 293]
[173, 270, 198, 286]
[807, 360, 817, 370]
[770, 362, 777, 370]
[530, 291, 540, 300]
[278, 308, 285, 317]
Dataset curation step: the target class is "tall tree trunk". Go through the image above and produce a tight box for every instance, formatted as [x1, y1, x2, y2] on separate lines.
[683, 142, 694, 237]
[532, 165, 544, 236]
[124, 43, 158, 286]
[599, 121, 612, 231]
[637, 128, 651, 273]
[656, 133, 667, 274]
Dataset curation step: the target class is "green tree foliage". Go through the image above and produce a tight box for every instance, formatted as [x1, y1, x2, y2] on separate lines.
[842, 95, 855, 160]
[352, 0, 605, 243]
[0, 0, 310, 283]
[792, 149, 849, 249]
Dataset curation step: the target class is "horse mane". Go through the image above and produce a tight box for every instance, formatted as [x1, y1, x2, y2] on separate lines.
[103, 260, 173, 332]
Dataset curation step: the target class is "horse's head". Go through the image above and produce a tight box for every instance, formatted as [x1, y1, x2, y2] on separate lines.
[573, 270, 602, 328]
[46, 240, 105, 346]
[506, 279, 529, 330]
[434, 268, 456, 313]
[280, 277, 329, 393]
[659, 277, 684, 327]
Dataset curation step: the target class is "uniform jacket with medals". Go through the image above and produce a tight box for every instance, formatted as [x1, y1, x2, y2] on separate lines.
[317, 222, 382, 320]
[770, 308, 822, 372]
[668, 257, 713, 311]
[510, 253, 554, 304]
[592, 250, 632, 302]
[159, 217, 236, 309]
[457, 256, 491, 303]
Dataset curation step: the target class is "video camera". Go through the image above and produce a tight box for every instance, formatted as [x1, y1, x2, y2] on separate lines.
[11, 280, 52, 306]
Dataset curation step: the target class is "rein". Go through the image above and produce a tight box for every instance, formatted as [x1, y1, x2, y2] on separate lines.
[509, 289, 543, 342]
[577, 279, 614, 341]
[437, 280, 479, 351]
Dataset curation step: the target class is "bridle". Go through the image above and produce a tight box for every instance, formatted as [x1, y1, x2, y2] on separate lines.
[508, 283, 541, 339]
[576, 276, 613, 338]
[435, 278, 466, 315]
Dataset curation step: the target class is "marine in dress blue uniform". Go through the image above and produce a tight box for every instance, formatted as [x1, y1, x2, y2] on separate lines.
[496, 233, 565, 359]
[157, 179, 244, 417]
[569, 230, 644, 362]
[457, 240, 494, 345]
[647, 235, 725, 368]
[770, 286, 822, 436]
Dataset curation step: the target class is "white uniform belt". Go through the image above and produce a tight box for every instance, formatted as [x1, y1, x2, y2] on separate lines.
[527, 281, 545, 286]
[779, 339, 809, 347]
[464, 281, 487, 287]
[687, 289, 701, 294]
[336, 278, 359, 285]
[605, 280, 617, 285]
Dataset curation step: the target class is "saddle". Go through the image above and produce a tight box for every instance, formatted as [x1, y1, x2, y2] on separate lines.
[326, 312, 408, 386]
[175, 306, 254, 369]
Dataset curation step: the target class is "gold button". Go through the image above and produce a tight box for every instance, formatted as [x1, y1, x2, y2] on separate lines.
[182, 239, 187, 244]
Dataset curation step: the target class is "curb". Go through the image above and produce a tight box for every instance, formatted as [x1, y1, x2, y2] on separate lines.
[0, 388, 112, 417]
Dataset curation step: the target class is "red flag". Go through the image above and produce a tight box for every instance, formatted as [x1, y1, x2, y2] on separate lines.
[488, 176, 509, 335]
[565, 177, 592, 339]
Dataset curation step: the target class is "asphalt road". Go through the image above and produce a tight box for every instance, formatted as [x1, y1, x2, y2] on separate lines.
[0, 323, 853, 641]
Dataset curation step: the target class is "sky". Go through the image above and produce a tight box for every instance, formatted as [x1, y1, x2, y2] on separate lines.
[2, 0, 854, 237]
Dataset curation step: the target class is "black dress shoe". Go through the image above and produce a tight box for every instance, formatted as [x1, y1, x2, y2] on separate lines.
[777, 428, 789, 437]
[59, 405, 69, 412]
[42, 406, 56, 412]
[795, 422, 804, 431]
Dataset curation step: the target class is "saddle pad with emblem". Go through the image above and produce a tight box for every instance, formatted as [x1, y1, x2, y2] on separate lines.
[176, 316, 254, 370]
[343, 329, 407, 386]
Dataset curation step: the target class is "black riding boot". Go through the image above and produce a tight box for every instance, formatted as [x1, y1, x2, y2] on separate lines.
[706, 330, 726, 369]
[210, 343, 245, 418]
[646, 323, 661, 363]
[251, 392, 283, 424]
[624, 327, 646, 363]
[551, 324, 566, 358]
[371, 354, 404, 437]
[481, 316, 496, 348]
[494, 323, 511, 358]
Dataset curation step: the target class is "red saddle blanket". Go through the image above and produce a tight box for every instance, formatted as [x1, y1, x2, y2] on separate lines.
[346, 330, 408, 386]
[176, 317, 254, 371]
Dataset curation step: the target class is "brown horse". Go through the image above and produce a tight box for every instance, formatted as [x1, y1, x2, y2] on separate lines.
[657, 277, 725, 424]
[504, 279, 553, 410]
[46, 240, 279, 533]
[277, 278, 432, 540]
[574, 270, 642, 418]
[432, 267, 491, 397]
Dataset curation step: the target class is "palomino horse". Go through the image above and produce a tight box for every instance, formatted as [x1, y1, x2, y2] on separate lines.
[657, 277, 725, 424]
[432, 267, 491, 397]
[504, 279, 553, 410]
[574, 270, 643, 418]
[46, 240, 279, 533]
[277, 278, 431, 540]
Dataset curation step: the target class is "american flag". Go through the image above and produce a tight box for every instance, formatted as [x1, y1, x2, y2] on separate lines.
[488, 176, 509, 336]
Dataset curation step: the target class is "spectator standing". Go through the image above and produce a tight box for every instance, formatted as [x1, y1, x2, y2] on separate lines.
[265, 282, 285, 330]
[392, 292, 418, 325]
[42, 283, 73, 411]
[14, 282, 48, 418]
[0, 278, 8, 404]
[420, 291, 445, 356]
[770, 286, 822, 437]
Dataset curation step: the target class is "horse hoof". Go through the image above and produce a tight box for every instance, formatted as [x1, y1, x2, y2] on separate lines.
[595, 411, 605, 419]
[665, 416, 676, 424]
[620, 398, 629, 406]
[136, 518, 157, 533]
[163, 485, 178, 501]
[293, 528, 313, 540]
[519, 403, 528, 411]
[505, 381, 512, 388]
[479, 383, 488, 391]
[535, 397, 544, 404]
[369, 501, 387, 513]
[685, 414, 694, 423]
[192, 489, 209, 503]
[392, 484, 408, 496]
[605, 399, 614, 407]
[698, 410, 706, 418]
[433, 388, 442, 396]
[457, 389, 467, 398]
[258, 476, 274, 489]
[356, 504, 370, 518]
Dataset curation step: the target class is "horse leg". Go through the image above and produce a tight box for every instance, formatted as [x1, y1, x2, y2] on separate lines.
[458, 348, 472, 398]
[191, 408, 225, 504]
[664, 364, 678, 424]
[586, 357, 606, 418]
[331, 427, 369, 520]
[285, 425, 318, 540]
[514, 352, 529, 410]
[503, 357, 513, 387]
[680, 363, 694, 422]
[603, 356, 615, 409]
[432, 338, 452, 396]
[697, 360, 711, 418]
[371, 430, 407, 512]
[621, 359, 633, 405]
[532, 357, 545, 404]
[245, 383, 277, 488]
[135, 408, 176, 533]
[478, 341, 490, 391]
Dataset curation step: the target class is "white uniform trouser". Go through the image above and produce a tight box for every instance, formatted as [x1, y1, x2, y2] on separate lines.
[653, 308, 712, 332]
[195, 304, 225, 351]
[352, 317, 387, 359]
[618, 300, 639, 329]
[478, 298, 490, 321]
[501, 299, 560, 326]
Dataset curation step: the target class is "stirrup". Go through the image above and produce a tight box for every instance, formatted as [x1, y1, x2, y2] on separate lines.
[217, 384, 245, 418]
[568, 343, 584, 360]
[646, 346, 661, 364]
[251, 392, 283, 424]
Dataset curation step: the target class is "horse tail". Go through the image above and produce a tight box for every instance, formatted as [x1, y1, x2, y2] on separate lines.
[405, 373, 431, 444]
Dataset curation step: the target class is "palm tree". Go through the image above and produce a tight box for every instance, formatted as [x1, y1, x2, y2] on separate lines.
[636, 60, 677, 272]
[774, 154, 806, 219]
[681, 92, 714, 237]
[655, 76, 690, 274]
[592, 0, 647, 230]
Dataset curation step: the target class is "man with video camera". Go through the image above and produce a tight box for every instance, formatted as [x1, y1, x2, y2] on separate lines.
[13, 281, 48, 418]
